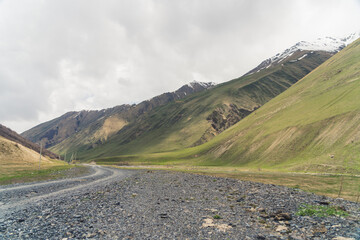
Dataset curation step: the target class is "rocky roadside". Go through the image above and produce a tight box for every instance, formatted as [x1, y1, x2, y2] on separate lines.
[1, 170, 359, 239]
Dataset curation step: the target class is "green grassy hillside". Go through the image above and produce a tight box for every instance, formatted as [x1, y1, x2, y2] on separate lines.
[53, 50, 332, 160]
[94, 39, 360, 174]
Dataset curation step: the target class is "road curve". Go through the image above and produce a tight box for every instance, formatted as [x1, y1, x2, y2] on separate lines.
[0, 165, 133, 219]
[0, 164, 100, 193]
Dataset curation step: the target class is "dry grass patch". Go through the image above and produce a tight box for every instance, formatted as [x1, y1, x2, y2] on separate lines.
[0, 136, 70, 184]
[93, 116, 128, 142]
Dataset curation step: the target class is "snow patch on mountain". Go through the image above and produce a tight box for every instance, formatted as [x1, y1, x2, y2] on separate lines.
[277, 32, 359, 63]
[245, 32, 359, 76]
[298, 54, 308, 61]
[187, 80, 216, 89]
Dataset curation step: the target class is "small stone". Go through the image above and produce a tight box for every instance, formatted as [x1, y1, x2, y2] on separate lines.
[258, 208, 266, 213]
[204, 208, 218, 213]
[216, 224, 232, 232]
[331, 224, 342, 228]
[202, 218, 215, 228]
[228, 223, 236, 227]
[256, 235, 266, 240]
[289, 233, 303, 240]
[260, 213, 270, 219]
[86, 232, 97, 238]
[236, 197, 245, 202]
[315, 200, 330, 205]
[276, 225, 288, 233]
[313, 226, 327, 234]
[275, 211, 292, 221]
[249, 207, 256, 212]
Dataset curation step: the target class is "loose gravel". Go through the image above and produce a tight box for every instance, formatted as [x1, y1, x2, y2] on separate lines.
[0, 169, 359, 239]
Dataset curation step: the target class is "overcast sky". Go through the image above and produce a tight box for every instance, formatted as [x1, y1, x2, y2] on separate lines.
[0, 0, 359, 133]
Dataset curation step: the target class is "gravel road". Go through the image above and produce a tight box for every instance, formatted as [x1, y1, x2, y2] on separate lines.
[0, 165, 133, 219]
[0, 168, 359, 239]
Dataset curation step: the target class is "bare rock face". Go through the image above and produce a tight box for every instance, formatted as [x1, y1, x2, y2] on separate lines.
[193, 104, 259, 146]
[207, 104, 257, 132]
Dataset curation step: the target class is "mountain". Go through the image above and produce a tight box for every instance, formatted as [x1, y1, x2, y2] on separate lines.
[23, 33, 358, 162]
[113, 38, 360, 174]
[0, 124, 63, 176]
[245, 33, 360, 76]
[199, 37, 360, 173]
[0, 124, 58, 159]
[22, 81, 215, 149]
[55, 44, 338, 159]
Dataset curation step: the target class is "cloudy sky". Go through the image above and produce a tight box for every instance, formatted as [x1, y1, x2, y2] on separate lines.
[0, 0, 359, 133]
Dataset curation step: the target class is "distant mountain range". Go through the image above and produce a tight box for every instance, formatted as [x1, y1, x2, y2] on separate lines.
[22, 81, 215, 149]
[21, 33, 359, 168]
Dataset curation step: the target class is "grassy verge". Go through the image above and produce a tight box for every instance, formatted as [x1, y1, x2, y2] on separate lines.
[296, 204, 348, 217]
[0, 165, 79, 185]
[107, 164, 360, 202]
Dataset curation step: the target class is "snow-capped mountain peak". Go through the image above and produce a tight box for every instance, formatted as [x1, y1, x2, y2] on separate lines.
[246, 32, 359, 76]
[271, 32, 359, 64]
[340, 32, 360, 45]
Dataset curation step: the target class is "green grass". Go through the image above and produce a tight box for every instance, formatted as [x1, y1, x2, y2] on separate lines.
[0, 165, 76, 185]
[296, 204, 348, 217]
[213, 214, 222, 219]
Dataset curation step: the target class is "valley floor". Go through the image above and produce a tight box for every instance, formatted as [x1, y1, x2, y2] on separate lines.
[0, 166, 359, 239]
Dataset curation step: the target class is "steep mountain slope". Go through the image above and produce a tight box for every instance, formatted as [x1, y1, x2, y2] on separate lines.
[0, 125, 65, 176]
[22, 106, 132, 149]
[22, 81, 215, 149]
[62, 50, 334, 160]
[112, 38, 360, 173]
[202, 38, 360, 173]
[0, 124, 58, 159]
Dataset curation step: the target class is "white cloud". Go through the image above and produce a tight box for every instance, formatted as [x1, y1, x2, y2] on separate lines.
[0, 0, 359, 133]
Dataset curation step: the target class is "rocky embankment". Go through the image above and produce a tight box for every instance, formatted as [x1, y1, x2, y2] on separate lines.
[1, 169, 359, 239]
